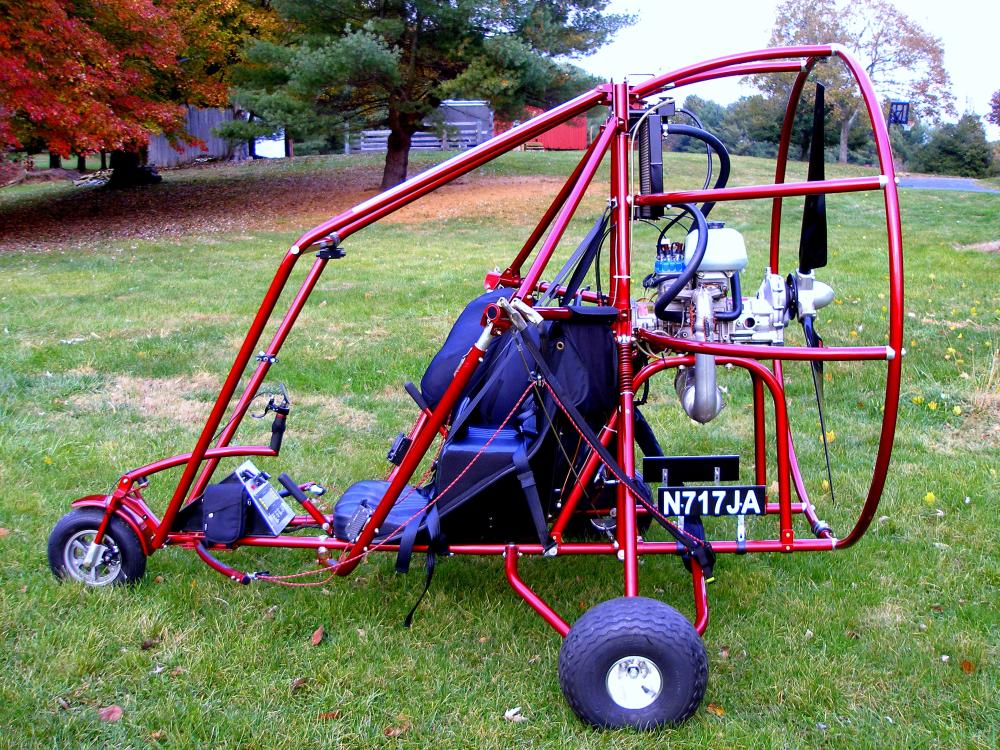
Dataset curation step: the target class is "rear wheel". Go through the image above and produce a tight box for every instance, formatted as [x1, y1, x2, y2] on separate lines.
[558, 596, 707, 729]
[48, 508, 146, 586]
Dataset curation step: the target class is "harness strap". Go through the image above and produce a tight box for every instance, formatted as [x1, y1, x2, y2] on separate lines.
[402, 504, 442, 628]
[513, 444, 556, 553]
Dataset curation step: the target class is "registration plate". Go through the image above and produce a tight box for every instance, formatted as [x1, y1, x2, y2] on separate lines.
[658, 485, 767, 517]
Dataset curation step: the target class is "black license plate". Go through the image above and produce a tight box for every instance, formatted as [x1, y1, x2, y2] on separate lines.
[658, 485, 767, 517]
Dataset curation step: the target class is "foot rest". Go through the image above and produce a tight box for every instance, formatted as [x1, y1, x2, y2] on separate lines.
[332, 480, 429, 542]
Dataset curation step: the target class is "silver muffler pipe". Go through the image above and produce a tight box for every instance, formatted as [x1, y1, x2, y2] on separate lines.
[675, 287, 724, 423]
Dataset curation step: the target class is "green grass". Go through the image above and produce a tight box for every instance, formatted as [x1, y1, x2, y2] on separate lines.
[0, 151, 997, 749]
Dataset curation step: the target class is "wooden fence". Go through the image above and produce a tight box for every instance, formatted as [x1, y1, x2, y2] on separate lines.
[147, 107, 245, 167]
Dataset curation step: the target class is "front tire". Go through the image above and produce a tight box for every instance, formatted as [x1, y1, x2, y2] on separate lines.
[48, 508, 146, 586]
[558, 596, 708, 729]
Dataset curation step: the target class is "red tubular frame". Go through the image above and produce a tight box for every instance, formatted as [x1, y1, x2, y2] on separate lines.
[79, 45, 902, 641]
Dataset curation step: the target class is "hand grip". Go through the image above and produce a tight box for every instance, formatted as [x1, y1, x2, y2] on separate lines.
[277, 472, 308, 503]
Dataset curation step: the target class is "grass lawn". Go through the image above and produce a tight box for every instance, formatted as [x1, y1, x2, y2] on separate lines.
[0, 150, 997, 749]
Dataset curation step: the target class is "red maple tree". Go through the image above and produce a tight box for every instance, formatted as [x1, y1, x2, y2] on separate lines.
[0, 0, 260, 158]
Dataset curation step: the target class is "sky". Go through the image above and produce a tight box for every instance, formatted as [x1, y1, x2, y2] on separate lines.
[578, 0, 1000, 139]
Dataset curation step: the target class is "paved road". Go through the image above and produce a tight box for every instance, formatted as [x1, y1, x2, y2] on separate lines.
[898, 176, 1000, 193]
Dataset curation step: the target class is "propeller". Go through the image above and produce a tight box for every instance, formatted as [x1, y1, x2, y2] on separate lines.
[796, 83, 836, 503]
[799, 82, 827, 274]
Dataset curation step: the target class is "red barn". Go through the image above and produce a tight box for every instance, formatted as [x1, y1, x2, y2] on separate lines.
[495, 105, 588, 150]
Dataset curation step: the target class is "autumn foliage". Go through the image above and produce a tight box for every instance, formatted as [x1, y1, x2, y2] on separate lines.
[0, 0, 275, 157]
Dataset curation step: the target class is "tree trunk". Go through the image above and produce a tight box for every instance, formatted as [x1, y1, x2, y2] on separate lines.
[48, 152, 61, 169]
[283, 131, 294, 158]
[838, 109, 860, 163]
[248, 137, 257, 159]
[76, 155, 87, 172]
[381, 108, 418, 190]
[108, 149, 162, 187]
[100, 151, 107, 170]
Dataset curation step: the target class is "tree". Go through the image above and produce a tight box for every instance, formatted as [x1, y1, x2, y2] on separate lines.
[223, 1, 632, 189]
[988, 89, 1000, 127]
[912, 114, 993, 177]
[0, 0, 275, 170]
[764, 0, 955, 162]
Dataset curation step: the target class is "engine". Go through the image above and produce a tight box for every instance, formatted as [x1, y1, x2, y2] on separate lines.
[633, 221, 789, 347]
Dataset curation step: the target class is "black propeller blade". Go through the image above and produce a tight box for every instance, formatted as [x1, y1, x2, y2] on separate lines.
[798, 83, 828, 274]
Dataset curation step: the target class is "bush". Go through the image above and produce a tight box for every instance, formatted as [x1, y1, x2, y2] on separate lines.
[911, 115, 993, 177]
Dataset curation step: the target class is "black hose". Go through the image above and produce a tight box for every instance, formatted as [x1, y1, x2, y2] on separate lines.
[714, 270, 744, 322]
[664, 123, 731, 219]
[678, 108, 713, 190]
[654, 202, 708, 320]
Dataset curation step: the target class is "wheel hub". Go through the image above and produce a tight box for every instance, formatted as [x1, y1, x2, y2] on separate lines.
[63, 529, 122, 586]
[606, 655, 663, 710]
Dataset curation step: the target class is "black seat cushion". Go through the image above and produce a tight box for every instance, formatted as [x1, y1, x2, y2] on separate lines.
[332, 480, 428, 542]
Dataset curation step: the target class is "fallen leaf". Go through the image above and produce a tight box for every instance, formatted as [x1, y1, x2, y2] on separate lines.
[57, 697, 70, 710]
[930, 604, 943, 613]
[384, 720, 411, 737]
[0, 528, 9, 537]
[153, 575, 164, 584]
[478, 636, 490, 644]
[264, 605, 279, 620]
[150, 730, 167, 741]
[960, 660, 975, 674]
[528, 654, 541, 664]
[98, 705, 124, 722]
[149, 665, 166, 675]
[169, 667, 186, 677]
[310, 626, 324, 646]
[503, 706, 528, 723]
[718, 647, 730, 659]
[318, 710, 341, 721]
[705, 703, 725, 717]
[140, 638, 160, 651]
[19, 585, 27, 593]
[356, 628, 366, 638]
[290, 677, 309, 692]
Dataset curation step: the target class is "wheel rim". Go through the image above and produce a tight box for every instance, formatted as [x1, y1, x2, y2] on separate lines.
[63, 529, 122, 586]
[605, 655, 663, 710]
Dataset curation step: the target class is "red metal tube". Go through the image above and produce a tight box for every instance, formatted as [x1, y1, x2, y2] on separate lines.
[752, 375, 767, 486]
[632, 175, 885, 207]
[154, 250, 302, 548]
[690, 559, 709, 636]
[125, 446, 277, 482]
[768, 61, 816, 268]
[191, 255, 330, 498]
[637, 329, 892, 362]
[830, 46, 904, 548]
[504, 546, 571, 637]
[294, 88, 607, 252]
[670, 61, 805, 89]
[608, 82, 640, 597]
[632, 46, 833, 99]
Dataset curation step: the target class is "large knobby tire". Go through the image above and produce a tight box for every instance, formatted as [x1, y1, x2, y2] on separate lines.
[48, 508, 146, 586]
[558, 596, 708, 729]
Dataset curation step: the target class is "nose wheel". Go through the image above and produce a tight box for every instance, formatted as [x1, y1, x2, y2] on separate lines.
[558, 597, 707, 728]
[48, 508, 146, 586]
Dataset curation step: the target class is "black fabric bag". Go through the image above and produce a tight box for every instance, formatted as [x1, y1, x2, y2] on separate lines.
[202, 482, 252, 546]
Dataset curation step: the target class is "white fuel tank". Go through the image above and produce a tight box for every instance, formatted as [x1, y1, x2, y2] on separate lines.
[684, 222, 748, 272]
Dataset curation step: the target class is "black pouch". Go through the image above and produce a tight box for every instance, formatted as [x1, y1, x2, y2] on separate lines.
[203, 482, 251, 546]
